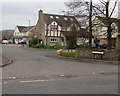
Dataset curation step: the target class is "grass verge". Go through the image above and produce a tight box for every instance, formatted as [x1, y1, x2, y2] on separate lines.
[61, 52, 76, 57]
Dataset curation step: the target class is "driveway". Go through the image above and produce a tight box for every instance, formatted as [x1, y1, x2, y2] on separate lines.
[2, 44, 118, 94]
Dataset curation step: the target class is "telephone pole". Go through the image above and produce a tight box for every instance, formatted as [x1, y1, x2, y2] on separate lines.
[28, 20, 30, 27]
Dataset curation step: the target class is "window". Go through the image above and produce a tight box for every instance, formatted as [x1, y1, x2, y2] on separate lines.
[56, 16, 59, 19]
[64, 17, 68, 20]
[50, 37, 57, 42]
[61, 37, 64, 42]
[50, 25, 57, 30]
[61, 27, 67, 31]
[50, 16, 54, 19]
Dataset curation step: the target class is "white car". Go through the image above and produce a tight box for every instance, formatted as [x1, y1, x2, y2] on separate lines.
[18, 40, 26, 44]
[2, 40, 9, 44]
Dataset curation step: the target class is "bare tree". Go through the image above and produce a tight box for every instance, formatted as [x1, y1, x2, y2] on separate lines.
[64, 0, 119, 49]
[93, 0, 119, 49]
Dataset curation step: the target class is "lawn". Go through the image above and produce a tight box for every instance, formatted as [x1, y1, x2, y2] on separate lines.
[61, 52, 76, 57]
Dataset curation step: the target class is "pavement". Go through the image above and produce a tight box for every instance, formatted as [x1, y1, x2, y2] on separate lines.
[1, 55, 13, 67]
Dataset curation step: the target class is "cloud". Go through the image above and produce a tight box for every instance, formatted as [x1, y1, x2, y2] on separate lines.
[2, 2, 68, 29]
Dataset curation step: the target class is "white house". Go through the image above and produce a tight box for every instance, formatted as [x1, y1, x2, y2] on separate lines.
[92, 16, 120, 47]
[13, 26, 35, 44]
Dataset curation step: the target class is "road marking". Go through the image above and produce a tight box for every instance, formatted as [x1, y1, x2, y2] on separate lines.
[19, 79, 55, 83]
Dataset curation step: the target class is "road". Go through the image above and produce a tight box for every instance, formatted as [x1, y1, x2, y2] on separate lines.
[2, 44, 118, 94]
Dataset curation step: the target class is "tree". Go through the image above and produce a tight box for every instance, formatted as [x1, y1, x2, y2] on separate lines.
[93, 0, 119, 49]
[64, 0, 119, 49]
[67, 24, 77, 49]
[89, 0, 92, 48]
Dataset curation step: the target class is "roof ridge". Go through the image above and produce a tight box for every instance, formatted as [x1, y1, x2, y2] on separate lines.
[17, 25, 35, 27]
[96, 16, 119, 20]
[44, 13, 75, 17]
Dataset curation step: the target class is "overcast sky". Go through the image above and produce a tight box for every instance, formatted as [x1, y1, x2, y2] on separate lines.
[1, 1, 68, 30]
[0, 0, 119, 30]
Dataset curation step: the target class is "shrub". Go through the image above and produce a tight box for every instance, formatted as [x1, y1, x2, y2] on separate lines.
[28, 38, 38, 47]
[35, 44, 44, 48]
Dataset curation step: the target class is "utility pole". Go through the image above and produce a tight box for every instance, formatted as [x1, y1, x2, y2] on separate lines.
[28, 20, 30, 27]
[89, 0, 92, 48]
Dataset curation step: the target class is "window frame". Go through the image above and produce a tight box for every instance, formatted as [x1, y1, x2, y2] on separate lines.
[50, 25, 58, 31]
[50, 37, 57, 42]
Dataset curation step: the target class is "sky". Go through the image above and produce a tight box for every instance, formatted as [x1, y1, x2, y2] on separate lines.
[0, 0, 119, 30]
[1, 1, 68, 30]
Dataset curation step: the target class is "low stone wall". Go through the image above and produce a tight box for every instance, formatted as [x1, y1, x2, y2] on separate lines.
[76, 49, 93, 59]
[76, 48, 120, 61]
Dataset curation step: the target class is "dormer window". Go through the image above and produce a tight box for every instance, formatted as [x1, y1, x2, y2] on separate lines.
[50, 16, 54, 19]
[56, 16, 59, 19]
[64, 17, 68, 20]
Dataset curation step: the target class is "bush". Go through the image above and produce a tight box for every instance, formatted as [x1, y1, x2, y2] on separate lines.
[35, 44, 44, 48]
[76, 44, 90, 49]
[67, 44, 77, 49]
[28, 38, 38, 47]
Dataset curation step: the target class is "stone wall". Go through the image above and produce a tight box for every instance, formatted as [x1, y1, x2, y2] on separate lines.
[76, 48, 119, 61]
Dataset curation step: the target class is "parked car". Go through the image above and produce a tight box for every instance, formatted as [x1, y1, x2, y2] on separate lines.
[18, 40, 26, 44]
[96, 42, 107, 48]
[2, 40, 9, 44]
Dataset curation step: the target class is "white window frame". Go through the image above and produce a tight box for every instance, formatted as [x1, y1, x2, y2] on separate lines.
[50, 37, 57, 42]
[50, 25, 58, 31]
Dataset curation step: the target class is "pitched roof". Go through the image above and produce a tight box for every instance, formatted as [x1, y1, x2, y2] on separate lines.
[17, 26, 34, 33]
[22, 26, 34, 32]
[96, 16, 120, 26]
[17, 26, 27, 32]
[44, 13, 80, 27]
[61, 28, 89, 38]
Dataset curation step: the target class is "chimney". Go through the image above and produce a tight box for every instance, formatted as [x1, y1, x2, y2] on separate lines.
[38, 10, 43, 19]
[39, 10, 43, 13]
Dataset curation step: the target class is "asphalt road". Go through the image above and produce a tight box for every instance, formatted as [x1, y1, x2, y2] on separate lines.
[2, 44, 118, 94]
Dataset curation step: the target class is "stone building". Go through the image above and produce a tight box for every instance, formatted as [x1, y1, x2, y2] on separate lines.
[30, 10, 84, 46]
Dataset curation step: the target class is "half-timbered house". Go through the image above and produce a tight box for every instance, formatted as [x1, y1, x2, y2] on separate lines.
[13, 26, 35, 44]
[31, 10, 82, 46]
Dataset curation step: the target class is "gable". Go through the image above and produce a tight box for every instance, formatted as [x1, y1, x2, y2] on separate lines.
[44, 14, 80, 27]
[92, 17, 106, 27]
[14, 26, 20, 36]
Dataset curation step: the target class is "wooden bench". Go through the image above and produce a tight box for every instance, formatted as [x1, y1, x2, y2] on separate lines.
[92, 51, 104, 60]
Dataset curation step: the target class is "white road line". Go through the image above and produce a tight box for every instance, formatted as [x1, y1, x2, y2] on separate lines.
[19, 79, 55, 83]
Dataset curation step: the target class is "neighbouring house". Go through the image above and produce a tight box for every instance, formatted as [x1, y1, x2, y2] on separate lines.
[92, 16, 120, 47]
[29, 10, 88, 46]
[13, 26, 35, 44]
